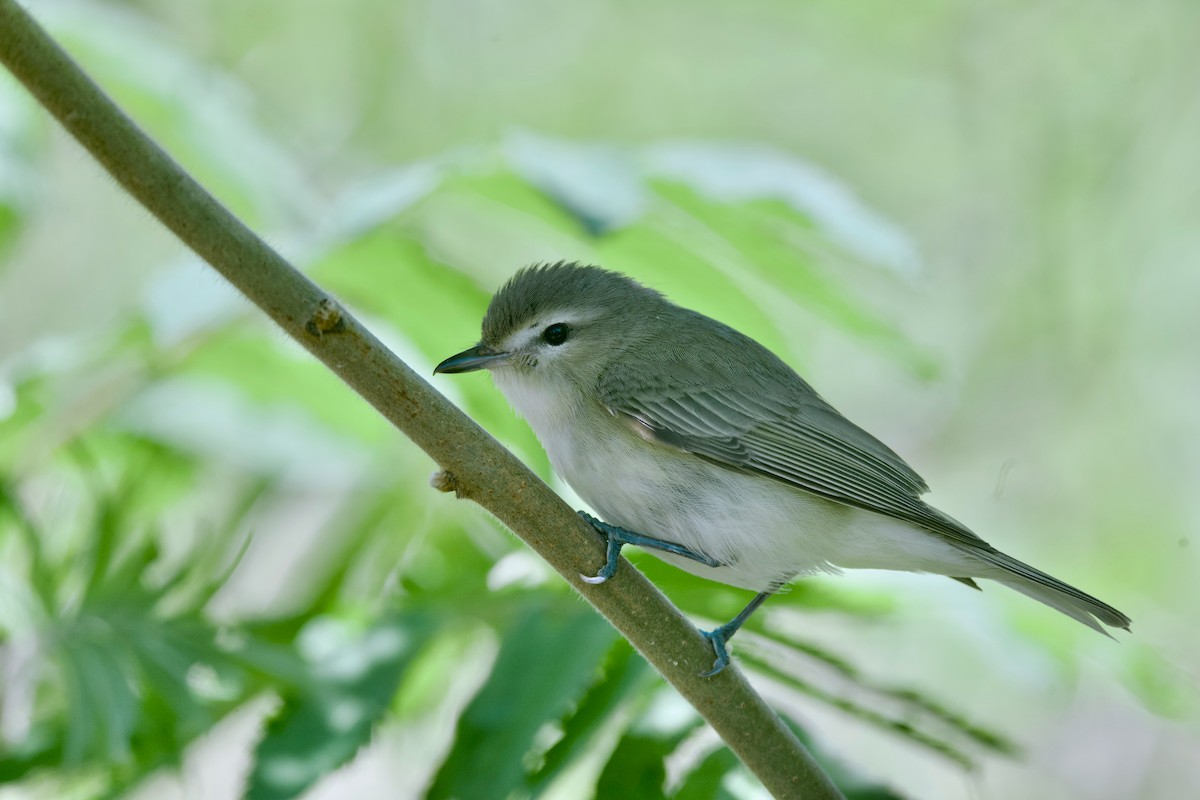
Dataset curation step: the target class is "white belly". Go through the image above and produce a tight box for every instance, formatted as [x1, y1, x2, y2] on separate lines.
[493, 373, 980, 591]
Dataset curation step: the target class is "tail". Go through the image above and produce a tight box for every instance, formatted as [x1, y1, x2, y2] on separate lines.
[975, 550, 1131, 635]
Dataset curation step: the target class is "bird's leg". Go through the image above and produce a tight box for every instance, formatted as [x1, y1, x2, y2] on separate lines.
[700, 590, 774, 677]
[577, 511, 720, 585]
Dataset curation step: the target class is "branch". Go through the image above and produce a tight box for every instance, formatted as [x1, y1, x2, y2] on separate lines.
[0, 3, 842, 797]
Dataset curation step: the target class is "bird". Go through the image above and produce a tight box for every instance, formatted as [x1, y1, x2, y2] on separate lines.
[434, 262, 1131, 675]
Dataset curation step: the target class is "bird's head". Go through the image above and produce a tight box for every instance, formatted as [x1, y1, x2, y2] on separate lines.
[434, 262, 663, 392]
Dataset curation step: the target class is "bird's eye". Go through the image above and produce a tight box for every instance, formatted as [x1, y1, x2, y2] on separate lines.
[542, 322, 570, 346]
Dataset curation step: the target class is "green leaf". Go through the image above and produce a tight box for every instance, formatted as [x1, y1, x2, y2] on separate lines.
[57, 627, 139, 764]
[643, 142, 920, 276]
[526, 639, 655, 796]
[644, 181, 938, 379]
[596, 732, 678, 799]
[742, 650, 977, 770]
[670, 746, 739, 800]
[428, 598, 617, 800]
[174, 327, 390, 445]
[740, 627, 1017, 759]
[504, 130, 647, 235]
[246, 613, 435, 800]
[595, 690, 704, 799]
[596, 218, 796, 359]
[0, 476, 56, 611]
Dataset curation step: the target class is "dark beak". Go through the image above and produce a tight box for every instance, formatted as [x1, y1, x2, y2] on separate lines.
[433, 344, 510, 375]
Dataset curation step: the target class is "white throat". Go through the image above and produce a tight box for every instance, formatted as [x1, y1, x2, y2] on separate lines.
[490, 369, 587, 449]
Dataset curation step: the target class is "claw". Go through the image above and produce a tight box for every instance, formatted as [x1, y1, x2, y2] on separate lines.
[580, 554, 618, 584]
[700, 628, 732, 677]
[578, 512, 625, 583]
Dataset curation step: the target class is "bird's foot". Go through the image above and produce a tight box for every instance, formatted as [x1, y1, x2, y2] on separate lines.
[577, 511, 719, 584]
[700, 624, 735, 677]
[696, 590, 774, 677]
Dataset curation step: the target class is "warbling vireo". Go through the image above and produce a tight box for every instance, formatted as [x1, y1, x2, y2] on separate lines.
[435, 262, 1130, 675]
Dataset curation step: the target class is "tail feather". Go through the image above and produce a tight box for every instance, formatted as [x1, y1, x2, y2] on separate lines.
[975, 550, 1131, 633]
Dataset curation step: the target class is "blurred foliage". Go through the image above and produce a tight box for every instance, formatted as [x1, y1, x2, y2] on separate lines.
[0, 118, 969, 796]
[3, 1, 1198, 799]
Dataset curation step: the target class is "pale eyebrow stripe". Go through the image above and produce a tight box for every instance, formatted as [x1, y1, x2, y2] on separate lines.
[503, 310, 596, 350]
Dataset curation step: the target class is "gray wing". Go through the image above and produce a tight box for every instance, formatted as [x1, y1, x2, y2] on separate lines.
[596, 315, 988, 549]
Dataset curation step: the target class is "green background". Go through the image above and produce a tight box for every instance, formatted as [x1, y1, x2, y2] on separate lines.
[1, 1, 1197, 798]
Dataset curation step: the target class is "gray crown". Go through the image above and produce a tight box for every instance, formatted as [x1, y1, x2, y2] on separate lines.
[481, 261, 663, 345]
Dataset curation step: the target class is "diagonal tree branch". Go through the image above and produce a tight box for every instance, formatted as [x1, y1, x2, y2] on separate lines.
[0, 3, 842, 797]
